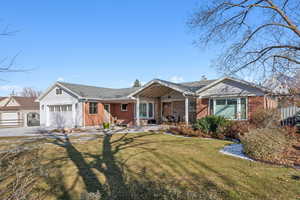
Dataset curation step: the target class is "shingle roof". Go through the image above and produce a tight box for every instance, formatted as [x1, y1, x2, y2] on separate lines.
[146, 79, 217, 93]
[0, 96, 39, 111]
[57, 81, 140, 99]
[180, 79, 217, 92]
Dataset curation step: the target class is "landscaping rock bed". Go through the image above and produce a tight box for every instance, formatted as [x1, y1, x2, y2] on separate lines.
[220, 143, 253, 161]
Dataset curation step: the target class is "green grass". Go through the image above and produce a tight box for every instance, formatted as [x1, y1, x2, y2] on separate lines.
[1, 133, 300, 200]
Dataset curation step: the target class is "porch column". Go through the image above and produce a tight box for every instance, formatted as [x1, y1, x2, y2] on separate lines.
[136, 96, 140, 126]
[185, 97, 189, 125]
[72, 103, 76, 128]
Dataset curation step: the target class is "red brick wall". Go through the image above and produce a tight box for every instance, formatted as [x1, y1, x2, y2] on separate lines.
[248, 96, 265, 119]
[110, 103, 134, 126]
[196, 98, 209, 119]
[84, 102, 104, 126]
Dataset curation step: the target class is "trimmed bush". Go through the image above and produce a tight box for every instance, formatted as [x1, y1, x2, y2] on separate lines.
[241, 128, 293, 166]
[193, 116, 230, 139]
[221, 121, 251, 140]
[168, 125, 209, 138]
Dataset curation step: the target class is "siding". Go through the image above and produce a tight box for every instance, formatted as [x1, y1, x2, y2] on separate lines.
[200, 79, 265, 97]
[40, 86, 82, 127]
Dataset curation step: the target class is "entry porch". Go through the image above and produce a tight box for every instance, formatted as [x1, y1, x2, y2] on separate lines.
[131, 80, 197, 126]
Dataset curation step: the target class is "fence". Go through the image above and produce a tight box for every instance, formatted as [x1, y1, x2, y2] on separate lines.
[279, 105, 300, 126]
[0, 119, 24, 128]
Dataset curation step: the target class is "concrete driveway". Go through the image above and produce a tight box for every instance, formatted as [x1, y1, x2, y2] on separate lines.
[0, 127, 47, 137]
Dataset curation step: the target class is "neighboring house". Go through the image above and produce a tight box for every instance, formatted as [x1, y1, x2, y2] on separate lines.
[0, 96, 40, 128]
[37, 77, 277, 128]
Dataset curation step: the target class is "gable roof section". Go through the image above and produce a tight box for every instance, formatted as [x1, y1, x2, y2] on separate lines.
[0, 96, 39, 111]
[38, 81, 140, 101]
[129, 79, 197, 97]
[196, 76, 270, 95]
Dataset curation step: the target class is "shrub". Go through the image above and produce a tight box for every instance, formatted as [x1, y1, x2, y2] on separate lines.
[220, 121, 251, 140]
[103, 122, 110, 129]
[250, 109, 280, 128]
[241, 127, 293, 166]
[168, 125, 209, 138]
[193, 116, 230, 139]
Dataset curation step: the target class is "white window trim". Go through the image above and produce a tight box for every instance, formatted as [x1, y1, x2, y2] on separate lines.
[139, 101, 155, 119]
[104, 104, 111, 113]
[56, 88, 62, 95]
[120, 104, 128, 112]
[211, 97, 248, 120]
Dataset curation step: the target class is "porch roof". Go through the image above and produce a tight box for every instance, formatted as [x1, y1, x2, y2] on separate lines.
[130, 79, 215, 98]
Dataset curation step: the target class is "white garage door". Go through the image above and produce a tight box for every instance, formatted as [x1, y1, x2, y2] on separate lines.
[48, 105, 73, 128]
[0, 112, 19, 126]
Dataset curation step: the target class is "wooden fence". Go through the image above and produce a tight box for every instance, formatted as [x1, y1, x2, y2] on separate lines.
[279, 105, 300, 126]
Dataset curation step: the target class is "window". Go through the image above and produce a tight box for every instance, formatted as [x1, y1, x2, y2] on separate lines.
[61, 105, 67, 111]
[48, 105, 72, 112]
[49, 106, 54, 112]
[54, 105, 61, 112]
[211, 98, 247, 120]
[121, 104, 128, 111]
[41, 105, 44, 111]
[104, 104, 110, 112]
[241, 98, 247, 119]
[148, 103, 153, 118]
[139, 102, 154, 118]
[89, 102, 98, 114]
[56, 88, 62, 95]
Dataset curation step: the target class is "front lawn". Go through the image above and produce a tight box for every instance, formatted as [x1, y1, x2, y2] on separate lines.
[1, 133, 300, 200]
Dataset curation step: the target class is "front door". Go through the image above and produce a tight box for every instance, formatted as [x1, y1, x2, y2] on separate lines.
[162, 102, 172, 119]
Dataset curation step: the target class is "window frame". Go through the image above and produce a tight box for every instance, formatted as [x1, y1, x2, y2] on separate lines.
[56, 88, 62, 95]
[120, 104, 128, 112]
[89, 102, 98, 114]
[139, 101, 154, 119]
[104, 104, 110, 113]
[210, 97, 248, 120]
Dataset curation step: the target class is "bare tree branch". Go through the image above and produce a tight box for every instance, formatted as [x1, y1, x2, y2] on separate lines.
[189, 0, 300, 82]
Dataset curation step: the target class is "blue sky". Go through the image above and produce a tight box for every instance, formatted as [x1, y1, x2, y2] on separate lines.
[0, 0, 219, 96]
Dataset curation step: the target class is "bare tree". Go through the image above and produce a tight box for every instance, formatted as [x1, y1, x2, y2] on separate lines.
[0, 24, 28, 78]
[19, 87, 42, 98]
[189, 0, 300, 81]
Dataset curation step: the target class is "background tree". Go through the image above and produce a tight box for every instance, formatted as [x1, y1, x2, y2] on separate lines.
[189, 0, 300, 82]
[19, 87, 42, 98]
[133, 79, 142, 87]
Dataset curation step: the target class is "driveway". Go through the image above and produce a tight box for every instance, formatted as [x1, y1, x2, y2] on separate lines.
[0, 127, 47, 137]
[0, 125, 165, 138]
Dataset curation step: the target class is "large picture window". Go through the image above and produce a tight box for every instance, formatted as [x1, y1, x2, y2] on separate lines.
[211, 98, 247, 120]
[139, 102, 154, 118]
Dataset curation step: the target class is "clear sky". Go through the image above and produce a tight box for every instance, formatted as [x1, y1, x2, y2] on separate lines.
[0, 0, 219, 96]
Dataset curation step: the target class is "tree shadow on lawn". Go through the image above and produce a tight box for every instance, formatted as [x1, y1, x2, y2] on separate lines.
[48, 132, 240, 200]
[49, 132, 161, 199]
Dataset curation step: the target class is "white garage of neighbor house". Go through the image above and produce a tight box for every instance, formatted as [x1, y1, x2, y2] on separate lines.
[0, 96, 40, 127]
[38, 83, 84, 128]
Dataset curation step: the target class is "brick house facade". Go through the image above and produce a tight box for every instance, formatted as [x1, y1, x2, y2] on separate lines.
[38, 77, 278, 128]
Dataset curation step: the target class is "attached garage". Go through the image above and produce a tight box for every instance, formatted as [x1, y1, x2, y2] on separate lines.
[47, 105, 74, 128]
